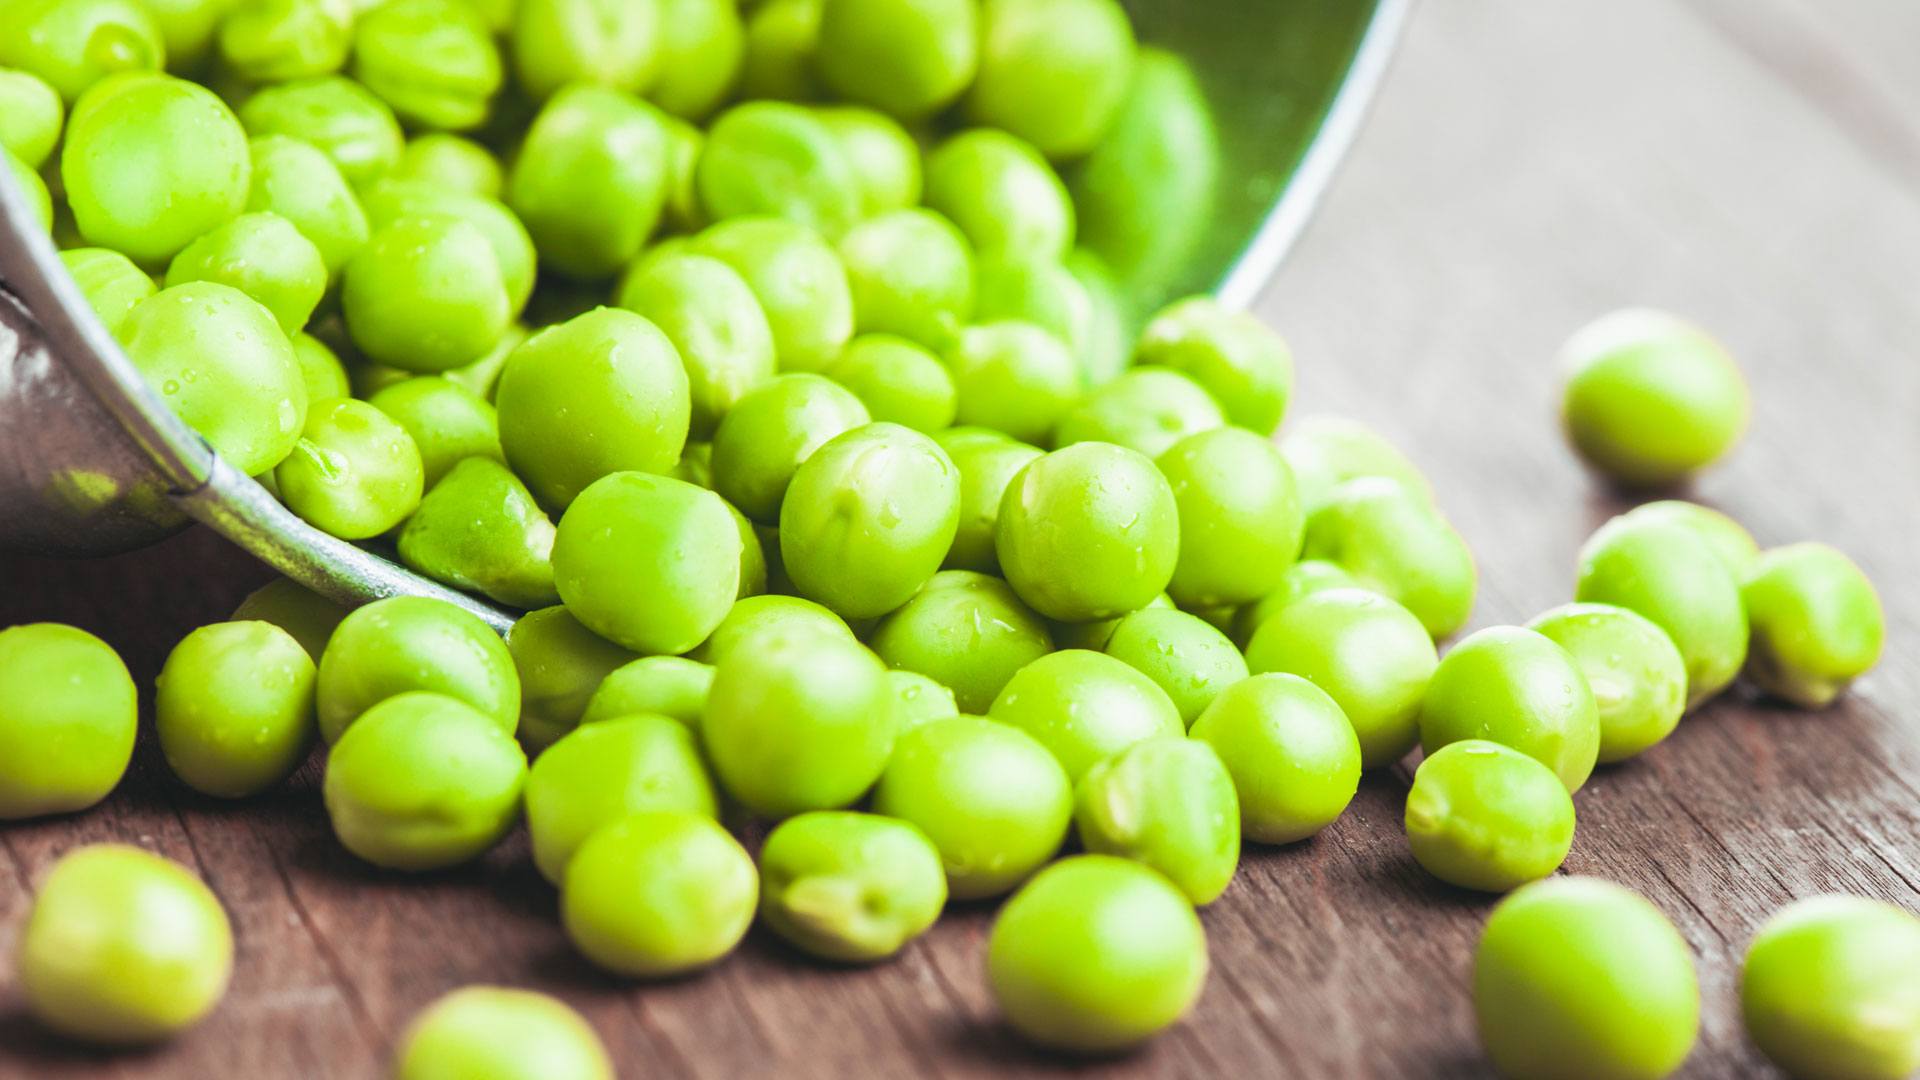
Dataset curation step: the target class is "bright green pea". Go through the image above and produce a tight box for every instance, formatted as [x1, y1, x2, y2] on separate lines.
[1621, 499, 1758, 579]
[351, 0, 501, 130]
[1574, 514, 1747, 708]
[1475, 877, 1699, 1080]
[1102, 608, 1246, 728]
[870, 569, 1053, 714]
[995, 441, 1180, 622]
[506, 84, 668, 279]
[737, 0, 822, 103]
[368, 375, 503, 489]
[968, 0, 1133, 158]
[1742, 542, 1885, 708]
[933, 427, 1041, 573]
[1136, 296, 1292, 435]
[709, 371, 868, 522]
[315, 595, 520, 742]
[275, 397, 424, 539]
[971, 254, 1098, 372]
[59, 246, 154, 333]
[504, 605, 634, 753]
[947, 320, 1080, 445]
[692, 593, 853, 665]
[1560, 308, 1749, 487]
[1741, 895, 1920, 1080]
[552, 471, 741, 654]
[290, 333, 349, 403]
[17, 845, 231, 1044]
[814, 0, 976, 121]
[1190, 672, 1361, 844]
[0, 67, 63, 167]
[702, 626, 893, 817]
[692, 216, 854, 372]
[615, 251, 777, 440]
[581, 655, 714, 728]
[1301, 477, 1477, 640]
[1074, 737, 1237, 905]
[495, 307, 692, 509]
[392, 133, 503, 198]
[394, 986, 613, 1080]
[1053, 366, 1225, 460]
[1420, 626, 1601, 793]
[887, 669, 958, 731]
[342, 215, 511, 372]
[814, 105, 920, 216]
[825, 335, 957, 434]
[924, 128, 1074, 262]
[399, 459, 557, 608]
[121, 282, 307, 476]
[561, 810, 756, 978]
[2, 146, 51, 234]
[988, 649, 1182, 782]
[988, 855, 1205, 1054]
[758, 811, 946, 963]
[230, 576, 347, 660]
[139, 0, 233, 69]
[1279, 413, 1432, 517]
[155, 621, 316, 798]
[1231, 558, 1357, 649]
[246, 134, 369, 279]
[527, 714, 717, 883]
[837, 208, 973, 350]
[0, 624, 136, 819]
[1158, 427, 1303, 609]
[62, 74, 248, 262]
[697, 100, 860, 237]
[1405, 740, 1575, 893]
[1527, 603, 1686, 764]
[510, 0, 659, 100]
[239, 76, 404, 189]
[361, 179, 537, 317]
[218, 0, 354, 83]
[166, 211, 326, 334]
[872, 715, 1071, 899]
[647, 0, 743, 120]
[0, 0, 165, 103]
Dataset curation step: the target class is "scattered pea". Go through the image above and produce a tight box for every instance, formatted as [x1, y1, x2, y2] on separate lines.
[758, 811, 947, 963]
[1405, 740, 1575, 893]
[1741, 543, 1885, 708]
[394, 986, 613, 1080]
[1190, 672, 1361, 844]
[1074, 737, 1239, 904]
[0, 623, 137, 819]
[155, 621, 317, 798]
[1741, 895, 1920, 1080]
[561, 810, 757, 978]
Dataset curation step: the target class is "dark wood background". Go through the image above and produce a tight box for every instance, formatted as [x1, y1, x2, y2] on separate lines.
[5, 2, 1918, 1076]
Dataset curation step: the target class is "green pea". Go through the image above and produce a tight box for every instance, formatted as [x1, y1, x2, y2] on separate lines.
[1157, 427, 1304, 608]
[291, 332, 350, 403]
[1063, 248, 1132, 387]
[1405, 740, 1575, 893]
[552, 471, 741, 655]
[62, 74, 247, 262]
[702, 627, 893, 817]
[395, 986, 613, 1080]
[1743, 542, 1885, 709]
[368, 375, 502, 489]
[218, 0, 354, 83]
[360, 179, 537, 317]
[709, 371, 868, 522]
[582, 656, 713, 729]
[1230, 558, 1357, 649]
[1101, 607, 1247, 729]
[869, 569, 1053, 714]
[275, 397, 424, 539]
[527, 714, 717, 883]
[1420, 626, 1600, 793]
[1574, 514, 1747, 708]
[239, 76, 405, 189]
[3, 145, 52, 234]
[887, 669, 958, 732]
[837, 208, 974, 350]
[506, 84, 668, 279]
[1134, 297, 1291, 434]
[59, 246, 155, 333]
[988, 649, 1182, 782]
[1527, 603, 1687, 764]
[561, 810, 756, 978]
[824, 334, 956, 434]
[967, 0, 1133, 157]
[398, 459, 557, 608]
[315, 595, 520, 743]
[933, 427, 1042, 573]
[0, 624, 136, 819]
[947, 320, 1081, 445]
[1301, 478, 1476, 640]
[924, 128, 1073, 264]
[693, 593, 853, 666]
[995, 441, 1179, 622]
[988, 855, 1206, 1054]
[1560, 308, 1749, 486]
[1053, 366, 1225, 460]
[230, 576, 347, 660]
[1279, 414, 1431, 517]
[17, 845, 231, 1044]
[139, 0, 232, 70]
[504, 605, 634, 753]
[1741, 895, 1920, 1080]
[814, 0, 976, 121]
[351, 0, 500, 130]
[245, 134, 369, 279]
[1074, 737, 1237, 905]
[0, 67, 64, 167]
[120, 282, 307, 477]
[614, 251, 777, 440]
[872, 715, 1071, 899]
[392, 133, 503, 198]
[155, 621, 316, 798]
[323, 691, 527, 870]
[813, 105, 920, 216]
[496, 307, 692, 509]
[758, 811, 946, 963]
[342, 216, 511, 372]
[510, 0, 658, 101]
[645, 0, 742, 120]
[0, 0, 165, 103]
[692, 216, 854, 372]
[1621, 499, 1758, 579]
[165, 211, 325, 334]
[1190, 672, 1361, 844]
[1475, 877, 1699, 1080]
[737, 0, 821, 103]
[697, 100, 860, 238]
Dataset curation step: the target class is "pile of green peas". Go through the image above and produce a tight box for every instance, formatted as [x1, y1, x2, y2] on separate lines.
[0, 0, 1906, 1072]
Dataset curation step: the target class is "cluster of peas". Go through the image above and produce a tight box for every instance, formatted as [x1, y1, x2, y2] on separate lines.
[0, 0, 1913, 1075]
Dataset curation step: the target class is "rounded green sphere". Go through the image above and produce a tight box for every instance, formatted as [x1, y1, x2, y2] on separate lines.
[869, 569, 1054, 715]
[1741, 895, 1920, 1080]
[1189, 672, 1362, 844]
[1419, 626, 1600, 793]
[1574, 514, 1747, 708]
[1742, 543, 1885, 709]
[155, 621, 316, 799]
[758, 810, 948, 963]
[1405, 740, 1575, 893]
[561, 810, 756, 978]
[1527, 603, 1687, 764]
[1158, 426, 1304, 609]
[988, 649, 1183, 782]
[1559, 308, 1749, 486]
[0, 623, 136, 819]
[1074, 737, 1239, 905]
[394, 986, 613, 1080]
[526, 714, 718, 884]
[994, 441, 1180, 623]
[315, 595, 520, 743]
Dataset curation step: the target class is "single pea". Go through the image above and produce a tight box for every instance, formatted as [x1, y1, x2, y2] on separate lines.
[352, 0, 501, 131]
[814, 105, 921, 216]
[155, 621, 316, 799]
[1102, 607, 1247, 728]
[967, 0, 1133, 158]
[1420, 626, 1601, 793]
[872, 715, 1071, 899]
[246, 134, 370, 279]
[988, 855, 1206, 1054]
[1405, 740, 1575, 893]
[166, 211, 326, 334]
[694, 595, 854, 666]
[360, 179, 537, 317]
[971, 254, 1097, 367]
[1741, 895, 1920, 1080]
[527, 714, 718, 883]
[504, 606, 634, 753]
[1301, 477, 1477, 640]
[1527, 603, 1687, 764]
[1742, 543, 1885, 709]
[231, 576, 347, 661]
[1158, 426, 1304, 609]
[0, 624, 136, 819]
[1050, 591, 1174, 652]
[837, 208, 974, 350]
[988, 649, 1182, 782]
[394, 986, 613, 1080]
[995, 441, 1180, 622]
[1190, 672, 1361, 844]
[506, 84, 668, 279]
[4, 146, 52, 234]
[946, 320, 1081, 445]
[59, 246, 155, 333]
[292, 333, 350, 404]
[814, 0, 976, 121]
[702, 627, 893, 817]
[0, 0, 165, 103]
[697, 100, 861, 238]
[275, 397, 425, 539]
[870, 570, 1054, 714]
[582, 655, 714, 728]
[1230, 558, 1358, 649]
[1135, 296, 1292, 434]
[738, 0, 822, 102]
[1574, 514, 1747, 708]
[399, 459, 557, 609]
[1475, 877, 1699, 1080]
[614, 251, 777, 440]
[393, 133, 503, 198]
[1053, 366, 1226, 460]
[709, 372, 868, 522]
[120, 282, 307, 477]
[342, 215, 512, 373]
[1560, 308, 1749, 486]
[239, 75, 405, 189]
[323, 691, 527, 870]
[824, 335, 957, 434]
[315, 595, 520, 743]
[552, 471, 741, 655]
[758, 811, 947, 963]
[924, 128, 1074, 264]
[510, 0, 659, 101]
[218, 0, 354, 84]
[368, 376, 503, 489]
[692, 216, 855, 372]
[1074, 737, 1238, 905]
[1621, 500, 1758, 579]
[647, 0, 743, 120]
[0, 67, 64, 167]
[17, 845, 231, 1044]
[562, 810, 757, 977]
[887, 669, 959, 732]
[62, 74, 248, 262]
[1278, 413, 1432, 517]
[933, 428, 1042, 573]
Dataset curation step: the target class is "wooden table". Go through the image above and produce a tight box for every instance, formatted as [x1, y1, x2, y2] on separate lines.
[5, 2, 1918, 1076]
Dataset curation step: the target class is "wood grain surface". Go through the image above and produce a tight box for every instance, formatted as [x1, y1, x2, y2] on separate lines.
[5, 2, 1918, 1076]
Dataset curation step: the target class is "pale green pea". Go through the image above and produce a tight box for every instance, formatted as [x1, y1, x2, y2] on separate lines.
[506, 83, 668, 279]
[933, 427, 1042, 573]
[315, 595, 520, 742]
[246, 134, 369, 279]
[351, 0, 502, 131]
[697, 100, 860, 238]
[360, 179, 537, 317]
[275, 397, 425, 540]
[1190, 672, 1361, 844]
[887, 670, 959, 732]
[813, 0, 976, 122]
[1559, 308, 1748, 487]
[1405, 740, 1575, 893]
[561, 811, 756, 978]
[947, 321, 1081, 445]
[0, 67, 64, 167]
[166, 211, 326, 334]
[342, 215, 512, 373]
[1052, 366, 1225, 460]
[1279, 415, 1432, 517]
[837, 208, 974, 350]
[758, 811, 947, 963]
[988, 649, 1182, 782]
[527, 714, 717, 883]
[392, 133, 503, 198]
[1158, 426, 1304, 609]
[397, 458, 556, 607]
[1419, 626, 1601, 793]
[923, 128, 1074, 261]
[510, 0, 659, 101]
[971, 254, 1095, 373]
[614, 251, 777, 440]
[1301, 477, 1476, 640]
[825, 335, 957, 434]
[368, 375, 503, 489]
[737, 0, 822, 103]
[966, 0, 1135, 160]
[230, 576, 347, 661]
[814, 105, 921, 216]
[869, 569, 1054, 715]
[1073, 737, 1238, 905]
[155, 621, 317, 798]
[286, 335, 347, 407]
[239, 76, 404, 189]
[995, 441, 1180, 623]
[1527, 603, 1686, 764]
[582, 656, 714, 729]
[1742, 543, 1885, 708]
[691, 593, 854, 666]
[505, 605, 635, 754]
[0, 624, 137, 820]
[394, 987, 612, 1080]
[648, 0, 744, 120]
[709, 371, 868, 522]
[692, 216, 854, 372]
[1574, 514, 1747, 708]
[1230, 558, 1357, 650]
[0, 0, 165, 103]
[1741, 895, 1920, 1080]
[1102, 607, 1247, 728]
[218, 0, 354, 83]
[1136, 296, 1292, 435]
[59, 247, 155, 333]
[1621, 500, 1758, 579]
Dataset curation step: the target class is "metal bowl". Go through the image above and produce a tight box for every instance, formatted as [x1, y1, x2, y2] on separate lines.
[0, 0, 1405, 634]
